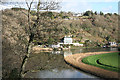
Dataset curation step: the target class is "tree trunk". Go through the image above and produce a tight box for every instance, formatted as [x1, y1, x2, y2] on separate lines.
[20, 42, 33, 78]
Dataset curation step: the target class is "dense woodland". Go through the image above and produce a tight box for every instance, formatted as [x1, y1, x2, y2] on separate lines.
[2, 8, 119, 78]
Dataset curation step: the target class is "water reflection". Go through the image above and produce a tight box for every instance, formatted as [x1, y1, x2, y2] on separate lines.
[64, 50, 72, 57]
[71, 47, 118, 54]
[110, 48, 118, 51]
[25, 48, 118, 78]
[61, 48, 117, 57]
[51, 51, 63, 54]
[26, 69, 97, 78]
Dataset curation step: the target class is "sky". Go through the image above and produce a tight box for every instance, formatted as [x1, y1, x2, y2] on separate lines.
[61, 2, 118, 13]
[0, 0, 119, 13]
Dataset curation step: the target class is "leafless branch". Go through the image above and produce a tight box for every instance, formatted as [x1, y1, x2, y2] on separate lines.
[34, 0, 61, 11]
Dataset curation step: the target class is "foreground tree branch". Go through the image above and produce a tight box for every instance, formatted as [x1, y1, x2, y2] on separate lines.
[20, 0, 61, 78]
[2, 0, 61, 78]
[20, 0, 35, 78]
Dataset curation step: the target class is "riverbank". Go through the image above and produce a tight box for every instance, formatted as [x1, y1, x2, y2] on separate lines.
[32, 46, 53, 53]
[32, 46, 71, 53]
[64, 51, 119, 79]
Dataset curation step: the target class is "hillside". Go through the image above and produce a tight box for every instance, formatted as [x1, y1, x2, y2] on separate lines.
[3, 9, 119, 47]
[2, 9, 29, 78]
[31, 10, 118, 47]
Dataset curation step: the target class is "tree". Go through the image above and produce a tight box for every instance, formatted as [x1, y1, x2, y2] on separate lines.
[100, 11, 104, 15]
[114, 13, 118, 16]
[105, 36, 110, 42]
[20, 0, 62, 78]
[2, 0, 62, 78]
[20, 0, 35, 78]
[47, 37, 55, 45]
[107, 13, 112, 16]
[84, 40, 89, 47]
[94, 11, 97, 15]
[83, 10, 93, 16]
[35, 1, 61, 11]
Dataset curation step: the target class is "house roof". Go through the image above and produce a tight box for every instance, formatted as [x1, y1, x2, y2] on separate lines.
[64, 36, 72, 38]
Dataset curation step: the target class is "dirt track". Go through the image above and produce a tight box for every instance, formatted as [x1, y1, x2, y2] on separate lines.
[64, 51, 120, 79]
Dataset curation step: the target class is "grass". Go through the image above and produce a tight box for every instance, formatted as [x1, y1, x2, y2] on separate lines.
[99, 55, 118, 68]
[82, 52, 120, 72]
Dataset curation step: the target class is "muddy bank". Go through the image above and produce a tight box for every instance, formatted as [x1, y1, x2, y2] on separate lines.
[64, 51, 119, 79]
[32, 46, 53, 53]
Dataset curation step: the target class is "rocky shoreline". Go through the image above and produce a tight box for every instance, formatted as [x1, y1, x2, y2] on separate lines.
[64, 51, 119, 79]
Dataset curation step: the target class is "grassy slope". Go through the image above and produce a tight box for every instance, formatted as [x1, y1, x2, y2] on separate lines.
[82, 52, 120, 72]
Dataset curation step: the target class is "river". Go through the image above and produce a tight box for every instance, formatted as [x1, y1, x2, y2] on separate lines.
[25, 47, 118, 78]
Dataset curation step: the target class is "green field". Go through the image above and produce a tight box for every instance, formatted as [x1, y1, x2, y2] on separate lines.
[82, 52, 120, 72]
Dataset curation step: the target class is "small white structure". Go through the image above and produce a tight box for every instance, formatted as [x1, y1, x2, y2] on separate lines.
[109, 42, 117, 47]
[52, 51, 61, 54]
[64, 18, 69, 20]
[64, 36, 72, 44]
[73, 13, 83, 16]
[49, 44, 60, 48]
[69, 17, 73, 20]
[72, 43, 83, 46]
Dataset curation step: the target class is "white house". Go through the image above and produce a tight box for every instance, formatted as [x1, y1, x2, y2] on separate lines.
[64, 36, 73, 44]
[50, 36, 84, 48]
[109, 42, 117, 47]
[59, 36, 83, 46]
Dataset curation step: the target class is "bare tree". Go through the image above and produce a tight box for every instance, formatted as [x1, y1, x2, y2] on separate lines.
[19, 0, 35, 78]
[2, 0, 61, 78]
[20, 0, 61, 78]
[38, 1, 61, 11]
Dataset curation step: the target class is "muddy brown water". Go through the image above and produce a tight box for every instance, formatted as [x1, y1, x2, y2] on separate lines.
[25, 48, 118, 78]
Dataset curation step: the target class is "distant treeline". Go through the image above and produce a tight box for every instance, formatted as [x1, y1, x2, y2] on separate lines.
[11, 7, 26, 11]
